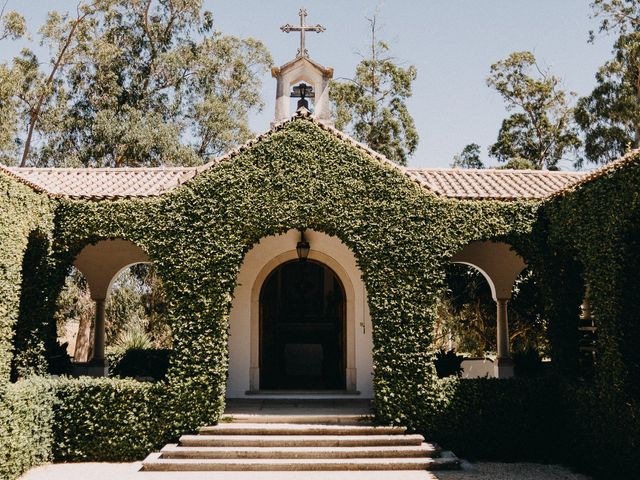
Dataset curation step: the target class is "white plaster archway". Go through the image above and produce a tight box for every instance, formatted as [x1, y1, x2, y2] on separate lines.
[227, 229, 373, 398]
[74, 239, 150, 301]
[72, 239, 151, 373]
[451, 241, 527, 378]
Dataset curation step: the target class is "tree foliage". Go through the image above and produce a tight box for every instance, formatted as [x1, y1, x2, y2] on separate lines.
[488, 51, 580, 170]
[575, 33, 640, 165]
[330, 16, 418, 166]
[590, 0, 640, 36]
[451, 143, 484, 169]
[574, 2, 640, 166]
[0, 0, 272, 167]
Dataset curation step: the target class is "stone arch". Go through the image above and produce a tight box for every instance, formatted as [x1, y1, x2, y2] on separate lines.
[71, 239, 151, 375]
[227, 229, 373, 398]
[451, 241, 527, 378]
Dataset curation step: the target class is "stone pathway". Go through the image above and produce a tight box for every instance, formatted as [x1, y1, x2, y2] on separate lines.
[20, 461, 591, 479]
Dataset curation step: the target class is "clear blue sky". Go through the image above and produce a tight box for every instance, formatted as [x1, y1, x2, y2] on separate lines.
[1, 1, 615, 169]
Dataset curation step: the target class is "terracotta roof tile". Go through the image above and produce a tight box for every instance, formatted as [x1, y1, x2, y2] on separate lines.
[4, 166, 201, 199]
[407, 168, 587, 200]
[0, 111, 625, 201]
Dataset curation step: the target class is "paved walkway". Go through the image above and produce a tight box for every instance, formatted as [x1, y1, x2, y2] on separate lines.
[20, 401, 592, 479]
[20, 461, 590, 479]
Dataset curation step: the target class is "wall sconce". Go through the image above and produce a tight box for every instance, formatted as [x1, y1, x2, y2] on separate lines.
[296, 229, 310, 261]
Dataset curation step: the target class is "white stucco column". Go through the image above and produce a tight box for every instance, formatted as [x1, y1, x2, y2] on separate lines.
[495, 298, 514, 378]
[93, 298, 106, 365]
[496, 298, 509, 359]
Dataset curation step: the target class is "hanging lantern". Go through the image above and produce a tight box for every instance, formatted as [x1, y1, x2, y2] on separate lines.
[296, 229, 310, 261]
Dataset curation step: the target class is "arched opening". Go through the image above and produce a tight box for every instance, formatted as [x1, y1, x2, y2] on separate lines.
[55, 262, 171, 379]
[227, 229, 372, 398]
[443, 240, 527, 378]
[51, 239, 169, 377]
[435, 265, 549, 379]
[259, 259, 346, 390]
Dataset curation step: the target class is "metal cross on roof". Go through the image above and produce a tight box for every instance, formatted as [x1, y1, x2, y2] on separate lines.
[280, 8, 325, 58]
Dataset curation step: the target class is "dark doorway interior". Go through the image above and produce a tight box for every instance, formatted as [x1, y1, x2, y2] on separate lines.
[260, 260, 346, 390]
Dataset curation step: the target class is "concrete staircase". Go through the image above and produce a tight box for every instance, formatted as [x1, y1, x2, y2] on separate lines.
[142, 413, 459, 473]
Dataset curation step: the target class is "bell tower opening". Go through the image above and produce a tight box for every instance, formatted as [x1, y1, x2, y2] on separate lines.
[271, 9, 333, 125]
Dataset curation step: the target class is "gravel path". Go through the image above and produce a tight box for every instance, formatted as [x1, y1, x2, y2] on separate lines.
[438, 461, 592, 480]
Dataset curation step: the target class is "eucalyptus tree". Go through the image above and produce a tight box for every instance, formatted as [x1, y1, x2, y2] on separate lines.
[0, 7, 27, 162]
[451, 143, 484, 169]
[1, 0, 272, 167]
[330, 16, 418, 166]
[573, 1, 640, 166]
[487, 51, 580, 170]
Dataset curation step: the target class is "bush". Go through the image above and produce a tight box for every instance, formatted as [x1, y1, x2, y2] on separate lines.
[513, 349, 545, 377]
[110, 348, 171, 381]
[433, 349, 463, 378]
[423, 377, 568, 463]
[0, 378, 55, 480]
[52, 377, 170, 461]
[564, 384, 640, 479]
[0, 376, 180, 477]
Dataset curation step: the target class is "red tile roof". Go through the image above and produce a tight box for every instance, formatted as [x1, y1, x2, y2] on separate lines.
[0, 111, 630, 201]
[3, 166, 200, 199]
[407, 168, 587, 200]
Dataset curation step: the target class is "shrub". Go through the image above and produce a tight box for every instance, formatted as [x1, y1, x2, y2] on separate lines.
[52, 377, 170, 461]
[513, 349, 545, 377]
[110, 348, 171, 381]
[433, 349, 463, 378]
[423, 377, 568, 463]
[0, 378, 55, 480]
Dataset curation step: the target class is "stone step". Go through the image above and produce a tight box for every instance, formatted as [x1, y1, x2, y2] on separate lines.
[161, 443, 440, 459]
[200, 423, 405, 436]
[221, 414, 372, 425]
[142, 452, 460, 471]
[179, 434, 425, 448]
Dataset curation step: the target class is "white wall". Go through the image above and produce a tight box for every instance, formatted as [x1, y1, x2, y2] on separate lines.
[461, 358, 495, 378]
[226, 229, 374, 398]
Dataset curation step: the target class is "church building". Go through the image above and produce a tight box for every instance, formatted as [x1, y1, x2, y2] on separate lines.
[0, 9, 600, 399]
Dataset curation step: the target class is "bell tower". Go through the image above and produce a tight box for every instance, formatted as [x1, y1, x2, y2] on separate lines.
[272, 9, 333, 125]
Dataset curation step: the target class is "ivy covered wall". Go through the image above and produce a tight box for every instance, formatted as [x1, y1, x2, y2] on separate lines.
[49, 116, 539, 428]
[536, 153, 640, 477]
[0, 173, 54, 381]
[0, 115, 638, 479]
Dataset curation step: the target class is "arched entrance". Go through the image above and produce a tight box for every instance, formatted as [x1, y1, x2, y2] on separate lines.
[259, 259, 346, 390]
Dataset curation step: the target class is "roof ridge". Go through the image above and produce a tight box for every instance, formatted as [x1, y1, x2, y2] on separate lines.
[0, 163, 50, 194]
[407, 167, 587, 175]
[6, 165, 201, 172]
[548, 148, 640, 199]
[200, 108, 426, 191]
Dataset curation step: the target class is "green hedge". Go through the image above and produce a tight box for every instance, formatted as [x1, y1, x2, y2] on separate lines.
[52, 377, 171, 462]
[423, 378, 567, 463]
[0, 378, 55, 480]
[0, 377, 179, 479]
